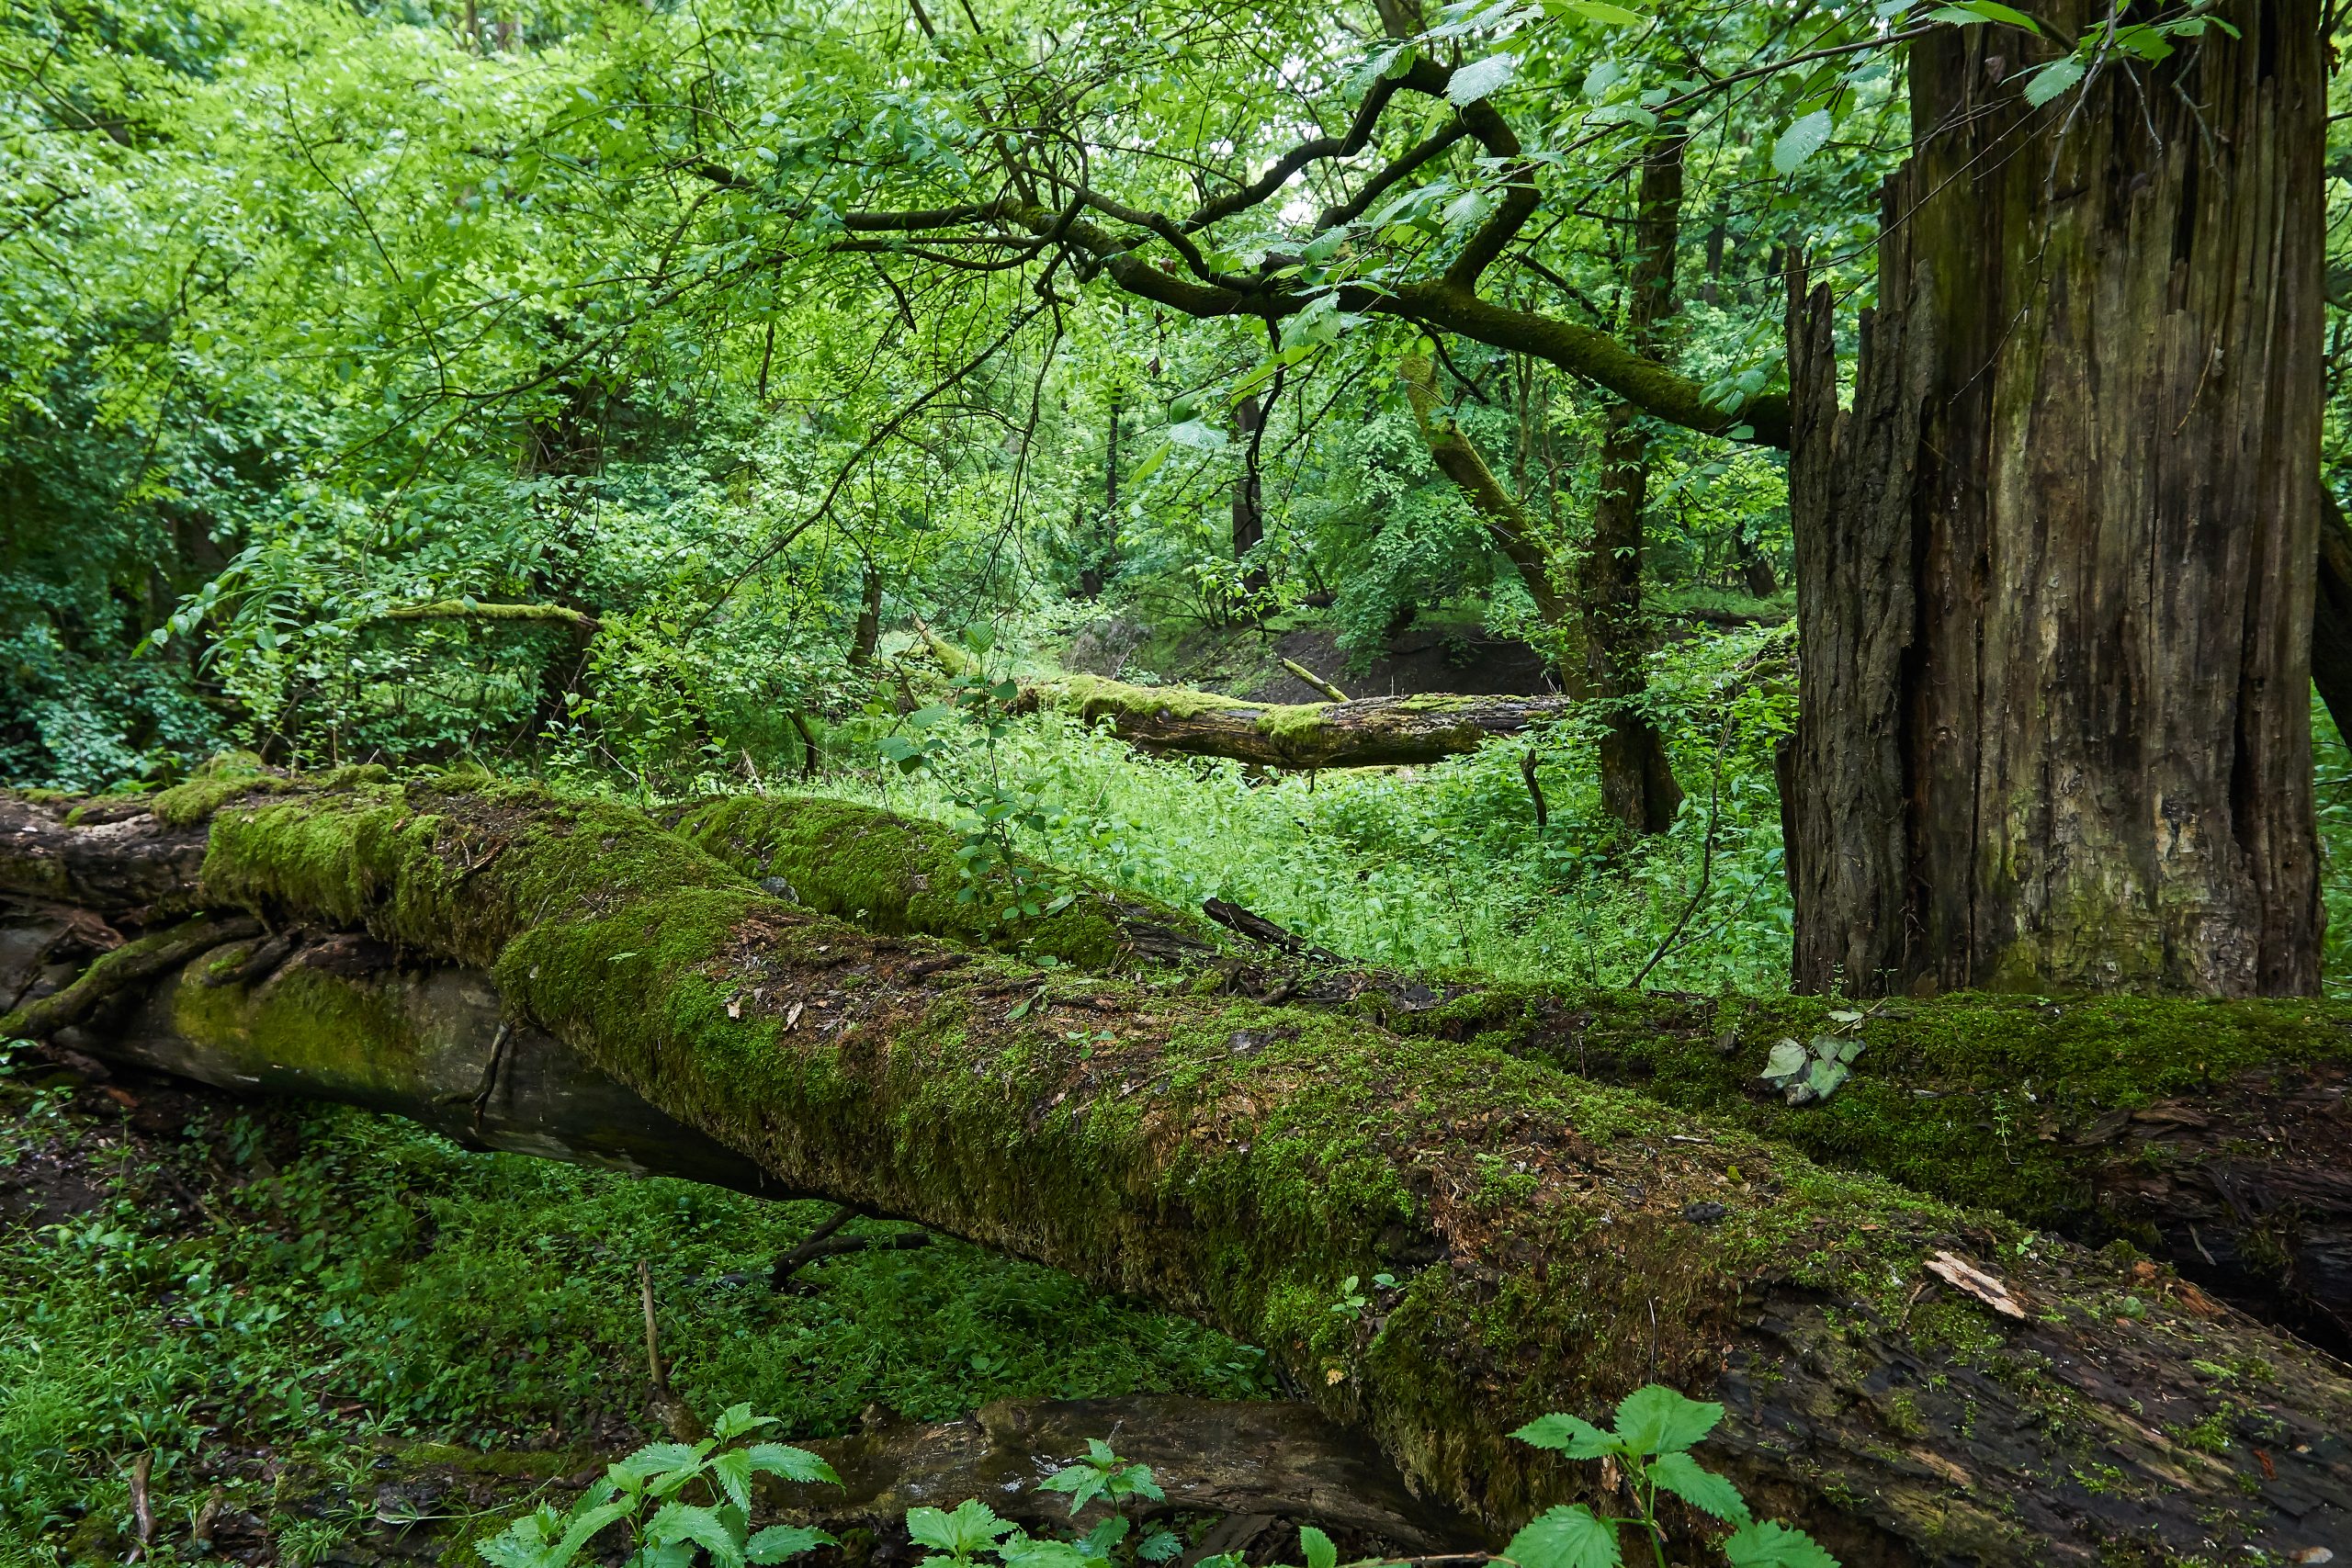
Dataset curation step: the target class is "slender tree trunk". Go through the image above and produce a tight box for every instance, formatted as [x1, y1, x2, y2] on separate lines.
[849, 562, 883, 668]
[1786, 4, 2324, 997]
[1080, 392, 1120, 598]
[1232, 390, 1272, 604]
[1581, 136, 1687, 838]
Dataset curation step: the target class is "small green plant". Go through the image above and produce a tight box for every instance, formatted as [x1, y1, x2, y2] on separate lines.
[1504, 1385, 1838, 1568]
[1328, 1273, 1395, 1316]
[1037, 1439, 1182, 1562]
[474, 1404, 840, 1568]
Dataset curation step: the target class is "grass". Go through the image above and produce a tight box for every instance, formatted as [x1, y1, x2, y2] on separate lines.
[0, 1050, 1268, 1566]
[712, 619, 1802, 994]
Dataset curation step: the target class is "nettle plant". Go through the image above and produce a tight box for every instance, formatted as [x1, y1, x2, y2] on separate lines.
[1504, 1387, 1837, 1568]
[476, 1404, 838, 1568]
[476, 1389, 1832, 1568]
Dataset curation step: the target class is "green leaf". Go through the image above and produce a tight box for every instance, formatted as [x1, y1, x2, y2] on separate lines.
[1644, 1452, 1750, 1523]
[1300, 1526, 1338, 1568]
[1805, 1055, 1851, 1100]
[1549, 0, 1644, 22]
[613, 1443, 703, 1482]
[711, 1450, 754, 1514]
[748, 1526, 835, 1564]
[1611, 1385, 1724, 1455]
[2021, 54, 2086, 107]
[1136, 1529, 1183, 1563]
[1447, 53, 1519, 106]
[1771, 109, 1833, 175]
[1503, 1505, 1622, 1568]
[1759, 1038, 1808, 1085]
[1039, 1462, 1108, 1516]
[1510, 1413, 1616, 1458]
[1002, 1540, 1095, 1568]
[647, 1503, 745, 1568]
[1722, 1520, 1840, 1568]
[1926, 0, 2040, 29]
[909, 1500, 1019, 1557]
[713, 1404, 771, 1441]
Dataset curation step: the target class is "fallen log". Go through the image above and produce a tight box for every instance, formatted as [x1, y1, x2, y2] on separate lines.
[1376, 986, 2352, 1357]
[918, 626, 1572, 770]
[6, 777, 2352, 1562]
[0, 902, 785, 1197]
[665, 795, 1225, 970]
[255, 1395, 1476, 1568]
[660, 789, 2352, 1346]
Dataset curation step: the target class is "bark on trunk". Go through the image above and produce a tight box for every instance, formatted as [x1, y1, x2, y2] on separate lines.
[1785, 3, 2326, 997]
[850, 564, 884, 668]
[1232, 391, 1270, 601]
[1581, 137, 1687, 838]
[6, 779, 2352, 1562]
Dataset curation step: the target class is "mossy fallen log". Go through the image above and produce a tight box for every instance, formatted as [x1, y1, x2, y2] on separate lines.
[0, 903, 786, 1198]
[665, 795, 1224, 970]
[1376, 986, 2352, 1355]
[6, 778, 2352, 1562]
[917, 626, 1570, 770]
[652, 789, 2352, 1347]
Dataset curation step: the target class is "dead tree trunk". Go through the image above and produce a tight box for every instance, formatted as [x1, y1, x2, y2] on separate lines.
[5, 778, 2351, 1562]
[1786, 3, 2325, 997]
[1581, 135, 1687, 838]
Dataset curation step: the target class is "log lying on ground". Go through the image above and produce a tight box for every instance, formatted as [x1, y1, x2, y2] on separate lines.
[0, 902, 786, 1198]
[6, 780, 2352, 1562]
[659, 789, 2352, 1346]
[1376, 986, 2352, 1355]
[919, 626, 1571, 769]
[666, 795, 1226, 970]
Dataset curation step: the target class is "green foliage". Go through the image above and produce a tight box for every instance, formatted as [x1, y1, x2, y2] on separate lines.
[474, 1406, 840, 1568]
[1506, 1386, 1836, 1568]
[0, 1057, 1268, 1563]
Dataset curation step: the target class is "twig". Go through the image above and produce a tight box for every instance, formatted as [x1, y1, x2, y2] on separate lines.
[639, 1259, 666, 1391]
[469, 1022, 513, 1137]
[1521, 747, 1548, 829]
[768, 1205, 932, 1290]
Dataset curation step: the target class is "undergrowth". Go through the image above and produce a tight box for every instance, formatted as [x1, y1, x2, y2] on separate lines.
[0, 1053, 1268, 1566]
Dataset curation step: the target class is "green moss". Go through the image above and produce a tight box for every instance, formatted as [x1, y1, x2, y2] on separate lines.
[169, 776, 2348, 1545]
[671, 794, 1218, 972]
[151, 750, 300, 825]
[1377, 982, 2352, 1263]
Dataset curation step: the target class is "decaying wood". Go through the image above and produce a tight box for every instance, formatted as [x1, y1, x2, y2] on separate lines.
[0, 902, 788, 1199]
[1782, 1, 2325, 996]
[918, 625, 1573, 770]
[5, 777, 2349, 1563]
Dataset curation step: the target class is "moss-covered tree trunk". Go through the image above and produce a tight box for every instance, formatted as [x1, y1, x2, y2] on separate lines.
[6, 778, 2352, 1562]
[1581, 135, 1685, 838]
[1786, 2, 2325, 996]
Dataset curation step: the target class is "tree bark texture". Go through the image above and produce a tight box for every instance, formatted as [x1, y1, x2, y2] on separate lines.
[6, 777, 2352, 1563]
[1786, 3, 2325, 997]
[650, 790, 2352, 1348]
[1581, 136, 1687, 838]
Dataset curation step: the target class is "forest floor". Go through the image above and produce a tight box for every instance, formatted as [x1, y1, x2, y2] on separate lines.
[0, 1044, 1269, 1566]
